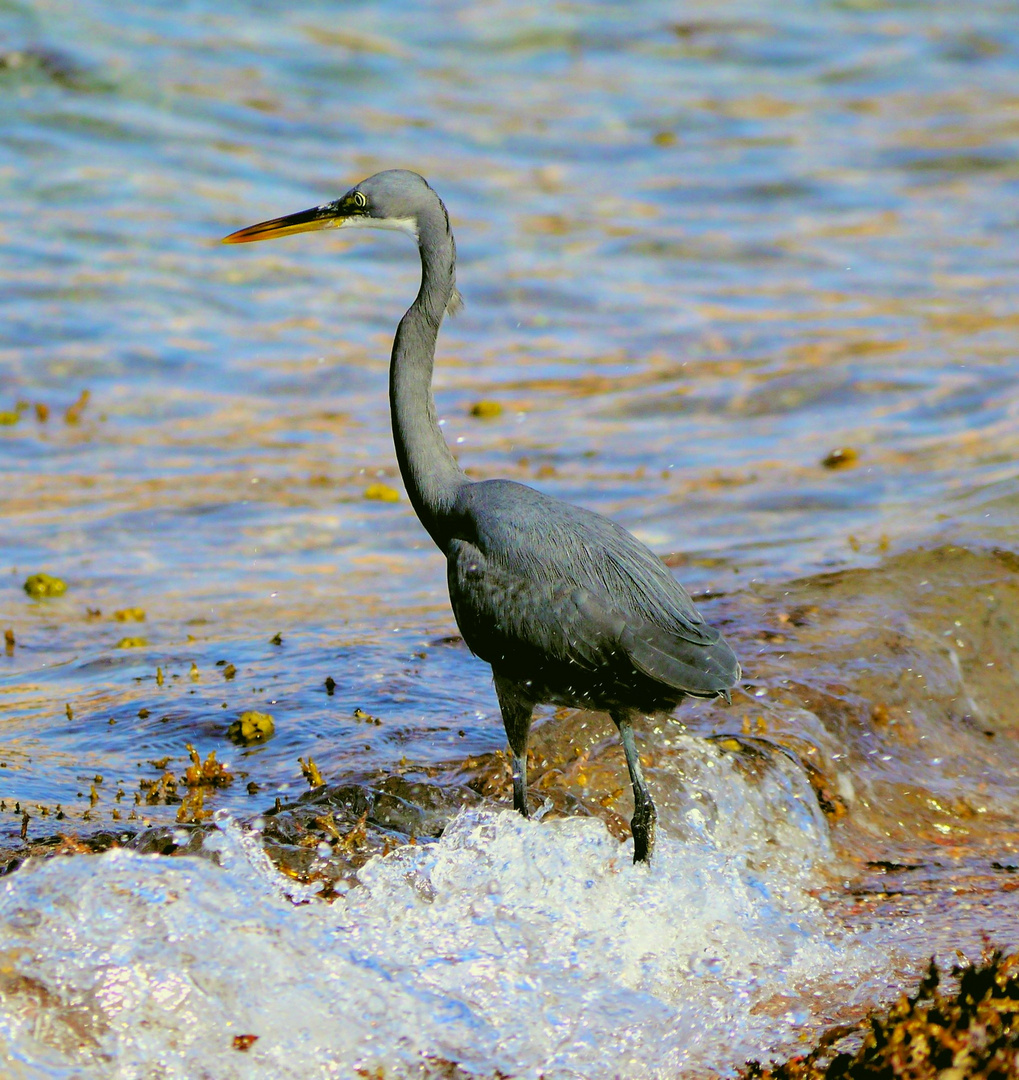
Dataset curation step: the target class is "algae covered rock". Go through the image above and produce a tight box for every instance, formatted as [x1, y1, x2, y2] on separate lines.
[227, 711, 275, 745]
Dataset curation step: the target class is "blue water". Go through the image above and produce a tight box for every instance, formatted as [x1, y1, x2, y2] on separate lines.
[2, 2, 1019, 1075]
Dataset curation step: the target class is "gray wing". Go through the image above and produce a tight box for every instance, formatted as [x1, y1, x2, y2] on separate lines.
[449, 538, 617, 672]
[448, 480, 740, 696]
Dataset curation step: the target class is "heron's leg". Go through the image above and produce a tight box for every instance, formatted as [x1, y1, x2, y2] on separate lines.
[612, 710, 657, 864]
[493, 675, 535, 818]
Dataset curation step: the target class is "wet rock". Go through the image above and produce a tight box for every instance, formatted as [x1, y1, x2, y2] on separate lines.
[257, 777, 485, 887]
[372, 775, 483, 837]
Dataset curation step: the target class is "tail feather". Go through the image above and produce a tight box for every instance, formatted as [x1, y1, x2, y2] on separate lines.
[621, 621, 741, 698]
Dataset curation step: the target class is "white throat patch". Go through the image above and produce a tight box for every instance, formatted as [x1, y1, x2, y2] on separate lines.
[337, 216, 419, 241]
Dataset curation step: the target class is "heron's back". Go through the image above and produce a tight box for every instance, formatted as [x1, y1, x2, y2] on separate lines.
[448, 479, 740, 709]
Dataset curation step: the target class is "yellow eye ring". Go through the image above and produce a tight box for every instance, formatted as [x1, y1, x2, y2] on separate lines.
[353, 191, 367, 208]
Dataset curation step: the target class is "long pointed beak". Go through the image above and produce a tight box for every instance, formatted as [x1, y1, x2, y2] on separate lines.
[222, 204, 344, 244]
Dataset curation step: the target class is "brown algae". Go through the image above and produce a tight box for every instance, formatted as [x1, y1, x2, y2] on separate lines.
[744, 952, 1019, 1080]
[299, 756, 324, 787]
[63, 389, 90, 424]
[183, 744, 233, 788]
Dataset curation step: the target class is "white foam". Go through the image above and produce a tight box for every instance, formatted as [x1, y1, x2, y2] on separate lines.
[0, 809, 885, 1079]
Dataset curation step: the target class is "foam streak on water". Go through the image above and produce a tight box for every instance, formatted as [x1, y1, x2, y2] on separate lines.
[0, 810, 883, 1080]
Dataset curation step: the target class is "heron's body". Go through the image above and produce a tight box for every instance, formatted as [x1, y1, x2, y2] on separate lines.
[224, 169, 741, 862]
[448, 479, 735, 712]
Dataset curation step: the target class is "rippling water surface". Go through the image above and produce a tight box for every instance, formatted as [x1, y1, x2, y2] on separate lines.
[2, 1, 1019, 1076]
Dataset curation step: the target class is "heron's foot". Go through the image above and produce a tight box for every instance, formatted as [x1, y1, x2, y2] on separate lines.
[631, 795, 657, 864]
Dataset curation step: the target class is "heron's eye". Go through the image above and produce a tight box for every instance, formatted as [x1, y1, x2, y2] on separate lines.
[353, 191, 367, 209]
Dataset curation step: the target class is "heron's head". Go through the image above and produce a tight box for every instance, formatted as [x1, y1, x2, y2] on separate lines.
[222, 170, 439, 246]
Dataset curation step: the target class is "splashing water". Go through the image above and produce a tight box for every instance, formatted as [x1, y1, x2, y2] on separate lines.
[0, 798, 887, 1080]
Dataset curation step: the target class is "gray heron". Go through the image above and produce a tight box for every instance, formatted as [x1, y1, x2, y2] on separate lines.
[224, 169, 741, 862]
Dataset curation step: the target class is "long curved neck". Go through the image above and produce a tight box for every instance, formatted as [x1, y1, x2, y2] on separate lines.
[390, 208, 467, 552]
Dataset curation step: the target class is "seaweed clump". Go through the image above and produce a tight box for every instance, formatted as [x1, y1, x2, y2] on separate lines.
[227, 710, 274, 745]
[23, 573, 66, 598]
[745, 952, 1019, 1080]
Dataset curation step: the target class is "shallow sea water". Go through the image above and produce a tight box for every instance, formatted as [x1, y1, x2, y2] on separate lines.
[1, 1, 1019, 1076]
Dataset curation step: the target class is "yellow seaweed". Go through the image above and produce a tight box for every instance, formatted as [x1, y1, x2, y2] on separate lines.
[23, 573, 67, 599]
[227, 710, 275, 744]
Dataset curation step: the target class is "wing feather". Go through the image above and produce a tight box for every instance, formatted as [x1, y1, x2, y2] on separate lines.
[447, 480, 740, 698]
[449, 532, 740, 699]
[460, 480, 720, 643]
